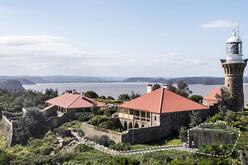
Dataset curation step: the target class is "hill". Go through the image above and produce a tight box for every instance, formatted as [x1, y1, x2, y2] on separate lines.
[0, 80, 25, 90]
[123, 77, 225, 85]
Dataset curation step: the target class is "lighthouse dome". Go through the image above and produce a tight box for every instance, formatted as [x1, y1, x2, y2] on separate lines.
[227, 31, 241, 43]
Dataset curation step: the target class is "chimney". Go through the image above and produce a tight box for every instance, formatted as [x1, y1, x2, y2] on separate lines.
[162, 84, 168, 89]
[147, 84, 153, 93]
[80, 92, 85, 98]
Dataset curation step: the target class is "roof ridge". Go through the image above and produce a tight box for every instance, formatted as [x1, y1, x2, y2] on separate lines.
[67, 94, 81, 108]
[159, 88, 165, 113]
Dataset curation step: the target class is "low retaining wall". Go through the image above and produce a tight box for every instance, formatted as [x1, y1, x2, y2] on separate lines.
[81, 123, 122, 143]
[81, 123, 168, 144]
[2, 115, 15, 146]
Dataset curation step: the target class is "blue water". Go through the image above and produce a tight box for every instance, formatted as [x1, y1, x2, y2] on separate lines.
[23, 83, 248, 105]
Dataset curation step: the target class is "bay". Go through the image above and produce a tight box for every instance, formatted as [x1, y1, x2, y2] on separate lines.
[23, 83, 248, 105]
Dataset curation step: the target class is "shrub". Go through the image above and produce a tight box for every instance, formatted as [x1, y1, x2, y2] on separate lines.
[62, 137, 71, 146]
[54, 127, 72, 138]
[90, 115, 109, 126]
[118, 94, 130, 101]
[75, 128, 84, 137]
[189, 95, 203, 103]
[99, 120, 113, 129]
[39, 145, 54, 155]
[108, 157, 140, 165]
[109, 142, 132, 151]
[86, 135, 114, 147]
[85, 91, 99, 98]
[74, 144, 93, 153]
[78, 114, 91, 122]
[44, 130, 58, 145]
[0, 150, 14, 164]
[107, 96, 115, 100]
[179, 127, 187, 143]
[98, 95, 106, 99]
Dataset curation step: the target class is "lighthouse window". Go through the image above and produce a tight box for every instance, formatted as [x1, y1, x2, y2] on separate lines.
[227, 43, 241, 54]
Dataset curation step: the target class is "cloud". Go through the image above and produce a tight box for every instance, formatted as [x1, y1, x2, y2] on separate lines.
[0, 35, 132, 75]
[200, 20, 238, 28]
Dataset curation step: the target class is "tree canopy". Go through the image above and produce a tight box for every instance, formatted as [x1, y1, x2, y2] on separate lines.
[167, 80, 192, 98]
[85, 91, 99, 98]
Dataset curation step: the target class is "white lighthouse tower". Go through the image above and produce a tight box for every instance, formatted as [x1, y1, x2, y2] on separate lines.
[226, 30, 243, 63]
[221, 29, 247, 111]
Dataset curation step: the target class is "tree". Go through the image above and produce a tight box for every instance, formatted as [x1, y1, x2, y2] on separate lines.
[107, 96, 115, 100]
[118, 94, 130, 101]
[129, 91, 141, 100]
[189, 95, 203, 103]
[167, 80, 192, 98]
[85, 91, 99, 98]
[98, 95, 106, 99]
[152, 84, 161, 90]
[179, 127, 188, 143]
[216, 87, 235, 110]
[189, 111, 202, 128]
[176, 80, 192, 98]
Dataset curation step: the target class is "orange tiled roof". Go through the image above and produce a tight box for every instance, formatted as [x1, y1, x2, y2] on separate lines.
[119, 88, 208, 113]
[46, 93, 106, 109]
[203, 87, 222, 101]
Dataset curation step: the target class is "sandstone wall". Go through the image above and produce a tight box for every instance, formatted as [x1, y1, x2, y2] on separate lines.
[81, 123, 122, 143]
[189, 129, 236, 148]
[2, 115, 14, 146]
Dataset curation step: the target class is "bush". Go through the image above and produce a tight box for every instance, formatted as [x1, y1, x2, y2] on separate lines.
[62, 137, 71, 146]
[179, 127, 187, 143]
[78, 114, 92, 122]
[86, 135, 114, 147]
[85, 91, 99, 98]
[107, 96, 115, 100]
[74, 144, 93, 153]
[108, 157, 140, 165]
[44, 130, 58, 145]
[75, 128, 84, 137]
[99, 120, 113, 129]
[118, 94, 130, 101]
[40, 145, 54, 155]
[98, 95, 106, 99]
[90, 115, 109, 126]
[189, 95, 203, 103]
[54, 127, 72, 138]
[109, 142, 132, 151]
[0, 150, 14, 164]
[103, 107, 117, 117]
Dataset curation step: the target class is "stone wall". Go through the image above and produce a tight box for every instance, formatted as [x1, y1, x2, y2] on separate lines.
[81, 123, 122, 144]
[81, 123, 169, 144]
[189, 129, 236, 148]
[122, 126, 165, 144]
[1, 115, 17, 146]
[46, 109, 75, 128]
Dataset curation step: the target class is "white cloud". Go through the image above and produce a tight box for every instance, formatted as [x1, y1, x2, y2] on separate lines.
[200, 20, 238, 28]
[0, 35, 132, 75]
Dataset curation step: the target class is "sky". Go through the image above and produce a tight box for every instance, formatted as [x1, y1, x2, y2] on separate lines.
[0, 0, 247, 77]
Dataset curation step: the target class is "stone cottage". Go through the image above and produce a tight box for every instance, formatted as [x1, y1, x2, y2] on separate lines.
[111, 86, 216, 143]
[45, 91, 107, 119]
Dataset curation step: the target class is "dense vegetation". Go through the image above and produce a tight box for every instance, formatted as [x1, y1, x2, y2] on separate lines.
[0, 88, 58, 113]
[0, 85, 246, 164]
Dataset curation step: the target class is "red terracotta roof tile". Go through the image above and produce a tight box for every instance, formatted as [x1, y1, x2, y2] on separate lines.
[46, 93, 106, 109]
[119, 88, 208, 113]
[203, 87, 222, 101]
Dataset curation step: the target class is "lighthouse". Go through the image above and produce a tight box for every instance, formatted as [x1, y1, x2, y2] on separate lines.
[221, 30, 247, 111]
